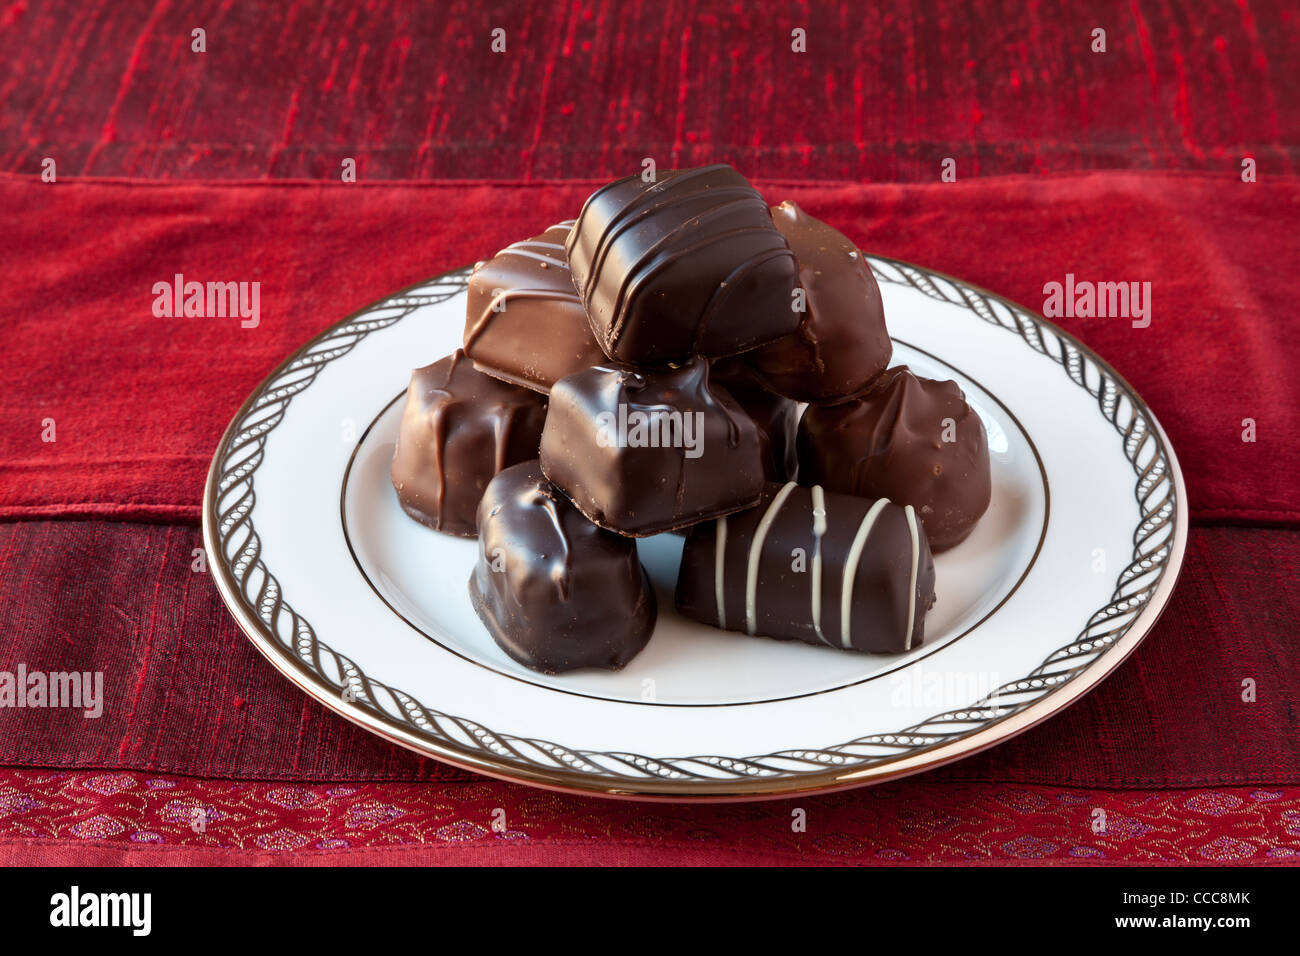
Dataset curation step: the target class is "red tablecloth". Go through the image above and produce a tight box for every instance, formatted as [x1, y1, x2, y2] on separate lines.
[1, 0, 1297, 865]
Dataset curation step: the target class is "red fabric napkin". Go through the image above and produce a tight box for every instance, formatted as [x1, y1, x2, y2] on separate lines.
[0, 520, 1295, 789]
[2, 172, 1296, 525]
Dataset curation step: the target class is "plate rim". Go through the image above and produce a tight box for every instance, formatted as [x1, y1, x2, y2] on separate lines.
[202, 255, 1189, 801]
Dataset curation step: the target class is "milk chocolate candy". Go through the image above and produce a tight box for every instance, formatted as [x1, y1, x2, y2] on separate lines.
[390, 350, 548, 537]
[675, 482, 936, 654]
[566, 165, 801, 363]
[539, 357, 766, 537]
[798, 366, 991, 551]
[748, 201, 892, 403]
[463, 221, 607, 393]
[468, 461, 656, 674]
[710, 356, 800, 482]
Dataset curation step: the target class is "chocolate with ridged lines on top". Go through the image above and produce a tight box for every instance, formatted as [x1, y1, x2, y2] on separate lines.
[390, 350, 548, 537]
[566, 165, 801, 364]
[675, 481, 936, 655]
[463, 221, 607, 393]
[468, 461, 656, 674]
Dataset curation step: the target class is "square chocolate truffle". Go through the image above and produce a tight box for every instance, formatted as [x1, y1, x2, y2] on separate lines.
[539, 357, 766, 537]
[391, 350, 548, 537]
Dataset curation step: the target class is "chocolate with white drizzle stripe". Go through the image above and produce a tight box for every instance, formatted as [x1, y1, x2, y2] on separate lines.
[675, 482, 936, 654]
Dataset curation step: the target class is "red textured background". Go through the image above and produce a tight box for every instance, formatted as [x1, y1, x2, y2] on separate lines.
[2, 0, 1295, 181]
[0, 0, 1297, 865]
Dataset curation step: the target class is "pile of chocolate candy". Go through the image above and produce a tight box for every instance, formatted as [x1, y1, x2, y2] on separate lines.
[390, 165, 992, 675]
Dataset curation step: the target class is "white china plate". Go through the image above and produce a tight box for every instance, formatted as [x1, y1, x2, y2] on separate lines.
[204, 256, 1186, 800]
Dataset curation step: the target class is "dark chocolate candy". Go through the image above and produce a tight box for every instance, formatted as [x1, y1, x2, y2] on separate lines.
[468, 461, 656, 674]
[798, 366, 991, 551]
[390, 350, 548, 537]
[463, 221, 607, 393]
[566, 164, 801, 364]
[748, 201, 892, 403]
[710, 356, 800, 482]
[539, 357, 766, 537]
[675, 481, 936, 654]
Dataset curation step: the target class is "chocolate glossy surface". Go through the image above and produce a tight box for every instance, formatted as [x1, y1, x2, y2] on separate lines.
[676, 481, 936, 654]
[566, 164, 800, 363]
[468, 461, 656, 673]
[390, 350, 548, 537]
[749, 201, 892, 403]
[540, 357, 766, 536]
[798, 366, 991, 551]
[710, 355, 800, 482]
[463, 221, 607, 393]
